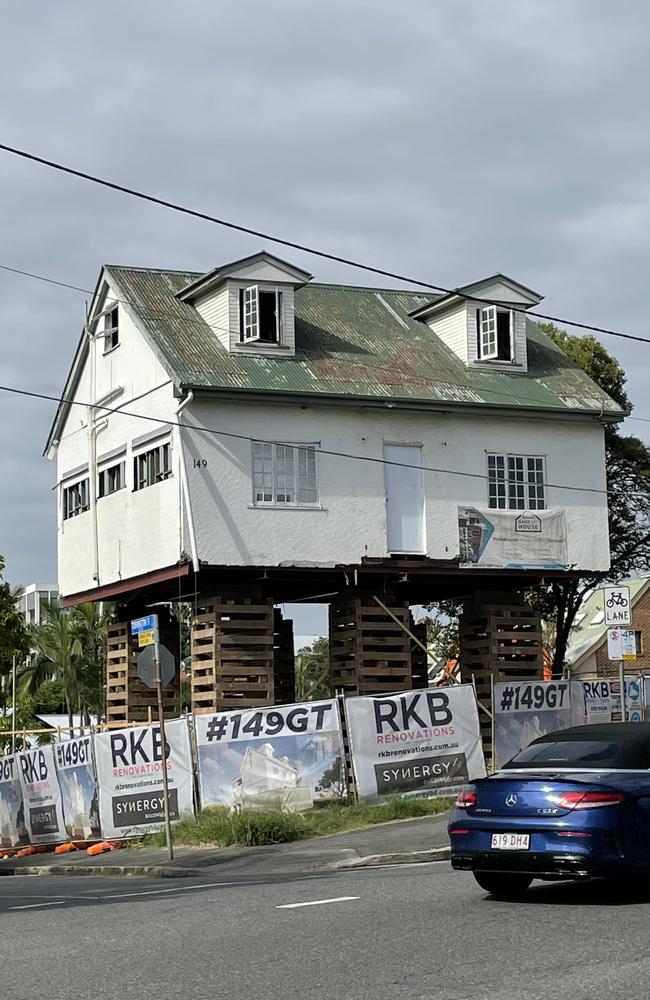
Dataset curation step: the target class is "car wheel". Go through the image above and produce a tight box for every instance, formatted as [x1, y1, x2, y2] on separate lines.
[473, 871, 533, 897]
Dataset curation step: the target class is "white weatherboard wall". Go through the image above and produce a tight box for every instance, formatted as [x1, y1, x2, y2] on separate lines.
[183, 399, 610, 572]
[55, 288, 181, 597]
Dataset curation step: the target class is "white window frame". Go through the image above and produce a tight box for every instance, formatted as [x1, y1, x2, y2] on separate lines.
[252, 441, 319, 507]
[478, 305, 498, 360]
[487, 453, 547, 510]
[62, 478, 90, 520]
[102, 304, 119, 354]
[478, 305, 514, 362]
[241, 286, 283, 344]
[133, 441, 172, 491]
[98, 460, 126, 498]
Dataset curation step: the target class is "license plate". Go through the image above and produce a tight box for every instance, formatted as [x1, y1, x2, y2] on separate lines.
[491, 833, 530, 850]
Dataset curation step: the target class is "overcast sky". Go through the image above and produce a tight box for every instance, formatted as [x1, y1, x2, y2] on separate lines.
[1, 1, 649, 634]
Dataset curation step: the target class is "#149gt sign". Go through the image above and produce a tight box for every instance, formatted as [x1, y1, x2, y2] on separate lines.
[194, 700, 346, 812]
[345, 686, 486, 803]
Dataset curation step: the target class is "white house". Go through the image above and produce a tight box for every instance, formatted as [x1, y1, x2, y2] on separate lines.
[44, 252, 624, 605]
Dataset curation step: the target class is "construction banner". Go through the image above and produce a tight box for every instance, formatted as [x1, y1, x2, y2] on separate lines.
[54, 735, 101, 841]
[493, 680, 574, 767]
[345, 685, 486, 803]
[16, 745, 66, 844]
[194, 700, 346, 811]
[94, 719, 194, 839]
[0, 755, 29, 849]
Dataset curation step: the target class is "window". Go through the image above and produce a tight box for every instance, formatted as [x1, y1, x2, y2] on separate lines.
[240, 286, 283, 344]
[98, 461, 126, 498]
[487, 454, 546, 510]
[63, 478, 89, 519]
[252, 442, 318, 506]
[133, 442, 171, 491]
[477, 306, 513, 361]
[103, 305, 119, 353]
[635, 630, 643, 655]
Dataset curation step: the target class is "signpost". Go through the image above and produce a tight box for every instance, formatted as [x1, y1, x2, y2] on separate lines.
[130, 614, 174, 861]
[604, 586, 631, 626]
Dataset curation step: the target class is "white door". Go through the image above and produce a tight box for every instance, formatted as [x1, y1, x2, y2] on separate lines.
[383, 444, 425, 554]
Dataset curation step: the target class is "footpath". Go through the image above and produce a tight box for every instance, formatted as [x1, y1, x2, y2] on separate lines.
[0, 814, 450, 879]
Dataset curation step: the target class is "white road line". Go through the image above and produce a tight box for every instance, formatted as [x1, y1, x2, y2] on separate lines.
[102, 881, 249, 899]
[276, 896, 360, 909]
[10, 900, 68, 910]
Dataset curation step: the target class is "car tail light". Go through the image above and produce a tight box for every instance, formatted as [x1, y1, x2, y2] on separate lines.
[554, 791, 626, 810]
[449, 828, 470, 835]
[557, 831, 590, 838]
[455, 786, 477, 809]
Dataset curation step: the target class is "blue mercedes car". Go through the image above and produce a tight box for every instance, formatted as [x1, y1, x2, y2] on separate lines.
[448, 723, 650, 896]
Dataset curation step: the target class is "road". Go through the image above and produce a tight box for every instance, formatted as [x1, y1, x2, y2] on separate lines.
[2, 863, 650, 1000]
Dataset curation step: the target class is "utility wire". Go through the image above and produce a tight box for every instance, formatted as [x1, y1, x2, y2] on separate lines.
[0, 261, 629, 417]
[1, 380, 648, 499]
[1, 141, 650, 346]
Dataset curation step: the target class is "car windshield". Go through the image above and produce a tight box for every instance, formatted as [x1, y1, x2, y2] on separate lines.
[502, 739, 648, 769]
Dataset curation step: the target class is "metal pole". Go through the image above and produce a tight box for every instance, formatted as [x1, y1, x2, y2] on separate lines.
[11, 656, 16, 755]
[619, 659, 626, 722]
[154, 637, 174, 862]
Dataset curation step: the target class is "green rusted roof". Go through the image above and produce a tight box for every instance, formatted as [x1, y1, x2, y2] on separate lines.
[105, 266, 625, 418]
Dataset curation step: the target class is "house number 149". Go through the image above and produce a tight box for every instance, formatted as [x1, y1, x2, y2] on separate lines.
[193, 458, 207, 468]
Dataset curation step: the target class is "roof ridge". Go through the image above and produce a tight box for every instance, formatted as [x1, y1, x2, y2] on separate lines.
[307, 281, 432, 296]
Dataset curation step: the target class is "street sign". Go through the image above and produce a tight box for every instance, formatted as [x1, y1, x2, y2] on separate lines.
[131, 614, 158, 635]
[137, 643, 176, 689]
[138, 630, 156, 647]
[621, 629, 637, 661]
[607, 628, 622, 660]
[604, 586, 631, 626]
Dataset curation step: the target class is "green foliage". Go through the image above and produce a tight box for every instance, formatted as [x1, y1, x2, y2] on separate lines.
[141, 796, 453, 848]
[20, 600, 111, 727]
[295, 636, 331, 701]
[423, 601, 461, 664]
[531, 325, 650, 673]
[315, 756, 346, 800]
[32, 678, 66, 713]
[0, 557, 30, 684]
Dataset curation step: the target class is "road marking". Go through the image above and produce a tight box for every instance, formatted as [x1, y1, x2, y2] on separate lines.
[102, 881, 250, 899]
[276, 896, 360, 909]
[10, 900, 68, 910]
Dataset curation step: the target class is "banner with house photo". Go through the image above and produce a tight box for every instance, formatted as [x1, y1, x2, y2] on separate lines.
[493, 680, 574, 767]
[458, 506, 568, 569]
[54, 735, 101, 841]
[0, 755, 29, 849]
[194, 700, 346, 812]
[16, 745, 67, 844]
[345, 685, 486, 803]
[94, 719, 194, 839]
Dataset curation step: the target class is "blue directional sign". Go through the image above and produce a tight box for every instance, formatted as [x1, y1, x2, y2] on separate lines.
[130, 614, 158, 635]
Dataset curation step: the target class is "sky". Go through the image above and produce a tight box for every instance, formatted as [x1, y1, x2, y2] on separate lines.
[1, 0, 650, 639]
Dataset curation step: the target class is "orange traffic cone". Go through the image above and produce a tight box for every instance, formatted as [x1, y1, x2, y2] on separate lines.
[86, 841, 119, 856]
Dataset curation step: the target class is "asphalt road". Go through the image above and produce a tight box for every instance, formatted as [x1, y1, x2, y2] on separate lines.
[2, 864, 650, 1000]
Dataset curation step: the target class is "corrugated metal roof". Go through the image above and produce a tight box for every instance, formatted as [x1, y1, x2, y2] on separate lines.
[105, 266, 625, 417]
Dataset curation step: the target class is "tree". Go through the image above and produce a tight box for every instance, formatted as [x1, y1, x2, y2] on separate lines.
[531, 326, 650, 674]
[72, 601, 110, 720]
[24, 604, 83, 733]
[316, 756, 346, 800]
[0, 557, 30, 700]
[295, 637, 331, 701]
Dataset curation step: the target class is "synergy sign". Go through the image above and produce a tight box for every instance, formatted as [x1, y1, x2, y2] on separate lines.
[345, 686, 486, 803]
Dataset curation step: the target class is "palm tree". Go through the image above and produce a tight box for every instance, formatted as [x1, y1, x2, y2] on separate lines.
[72, 601, 110, 722]
[295, 638, 331, 701]
[27, 604, 82, 733]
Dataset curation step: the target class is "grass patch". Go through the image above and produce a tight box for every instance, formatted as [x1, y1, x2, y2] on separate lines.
[139, 796, 452, 849]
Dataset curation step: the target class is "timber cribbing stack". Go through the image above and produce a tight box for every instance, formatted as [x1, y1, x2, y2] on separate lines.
[106, 618, 179, 724]
[191, 595, 275, 714]
[460, 593, 543, 764]
[329, 594, 414, 696]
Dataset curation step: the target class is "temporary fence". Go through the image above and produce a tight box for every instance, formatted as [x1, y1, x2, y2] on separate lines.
[0, 684, 487, 851]
[493, 675, 648, 767]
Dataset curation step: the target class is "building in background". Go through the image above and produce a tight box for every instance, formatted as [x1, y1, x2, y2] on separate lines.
[566, 578, 650, 676]
[14, 583, 59, 626]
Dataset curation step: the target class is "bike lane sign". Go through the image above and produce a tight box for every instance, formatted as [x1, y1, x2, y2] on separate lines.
[604, 586, 631, 626]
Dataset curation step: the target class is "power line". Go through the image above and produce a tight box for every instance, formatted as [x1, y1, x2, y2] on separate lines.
[1, 140, 650, 346]
[1, 380, 648, 500]
[0, 260, 632, 418]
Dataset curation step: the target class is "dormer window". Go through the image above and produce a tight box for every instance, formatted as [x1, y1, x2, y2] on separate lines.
[477, 305, 513, 362]
[240, 286, 283, 344]
[103, 305, 119, 353]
